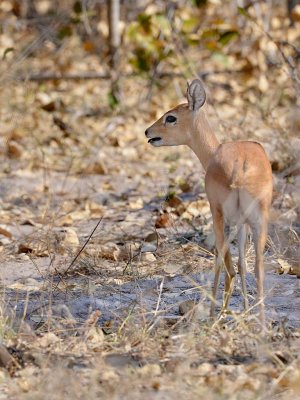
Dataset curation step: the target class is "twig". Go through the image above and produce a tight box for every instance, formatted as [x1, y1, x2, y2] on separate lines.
[147, 277, 165, 332]
[19, 71, 112, 81]
[60, 216, 104, 277]
[17, 71, 185, 82]
[15, 69, 247, 84]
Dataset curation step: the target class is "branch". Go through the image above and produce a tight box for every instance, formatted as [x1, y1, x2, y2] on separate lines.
[16, 70, 244, 83]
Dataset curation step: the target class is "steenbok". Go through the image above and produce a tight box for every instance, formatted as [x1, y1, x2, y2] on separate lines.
[145, 79, 273, 326]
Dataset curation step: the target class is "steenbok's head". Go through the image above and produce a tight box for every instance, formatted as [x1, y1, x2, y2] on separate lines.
[145, 79, 206, 147]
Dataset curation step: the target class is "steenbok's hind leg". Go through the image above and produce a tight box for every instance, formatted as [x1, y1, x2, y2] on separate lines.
[222, 248, 235, 312]
[251, 217, 268, 327]
[237, 224, 249, 310]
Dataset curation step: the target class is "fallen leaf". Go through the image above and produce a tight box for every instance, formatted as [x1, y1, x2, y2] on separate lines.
[155, 213, 173, 228]
[277, 258, 292, 274]
[85, 327, 105, 349]
[166, 195, 185, 215]
[128, 197, 143, 209]
[140, 253, 156, 262]
[6, 140, 22, 158]
[60, 228, 80, 249]
[38, 332, 60, 348]
[138, 364, 161, 378]
[163, 264, 182, 275]
[85, 201, 105, 217]
[85, 160, 107, 175]
[0, 226, 12, 238]
[97, 242, 121, 261]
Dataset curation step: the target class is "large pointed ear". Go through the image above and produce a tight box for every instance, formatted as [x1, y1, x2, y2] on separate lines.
[187, 79, 206, 111]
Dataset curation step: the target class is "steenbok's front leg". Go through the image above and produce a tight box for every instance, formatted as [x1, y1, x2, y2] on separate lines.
[210, 209, 235, 318]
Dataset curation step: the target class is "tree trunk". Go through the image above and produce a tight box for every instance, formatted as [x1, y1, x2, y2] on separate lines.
[108, 0, 120, 69]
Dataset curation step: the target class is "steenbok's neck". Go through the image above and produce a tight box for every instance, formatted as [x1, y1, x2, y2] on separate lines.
[187, 110, 220, 171]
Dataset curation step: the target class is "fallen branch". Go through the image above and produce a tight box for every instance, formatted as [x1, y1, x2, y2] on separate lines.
[17, 70, 241, 82]
[19, 71, 112, 81]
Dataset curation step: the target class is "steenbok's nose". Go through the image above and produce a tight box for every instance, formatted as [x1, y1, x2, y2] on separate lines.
[145, 129, 149, 137]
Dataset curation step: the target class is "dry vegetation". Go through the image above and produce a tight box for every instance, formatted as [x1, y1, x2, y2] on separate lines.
[0, 0, 299, 398]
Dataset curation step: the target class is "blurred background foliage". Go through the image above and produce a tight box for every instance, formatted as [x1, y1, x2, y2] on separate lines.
[0, 0, 299, 109]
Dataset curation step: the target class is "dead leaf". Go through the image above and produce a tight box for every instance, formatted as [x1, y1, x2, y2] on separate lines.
[18, 243, 35, 255]
[166, 195, 185, 215]
[258, 74, 269, 92]
[85, 201, 104, 217]
[95, 242, 121, 261]
[128, 197, 143, 209]
[0, 226, 12, 238]
[85, 327, 105, 349]
[6, 140, 22, 158]
[144, 232, 158, 242]
[181, 199, 210, 220]
[291, 4, 300, 21]
[277, 258, 292, 274]
[85, 160, 107, 175]
[138, 364, 161, 378]
[140, 252, 156, 262]
[57, 214, 74, 226]
[38, 332, 60, 348]
[9, 278, 43, 291]
[289, 264, 300, 278]
[155, 213, 173, 228]
[60, 228, 80, 249]
[163, 264, 182, 275]
[179, 180, 192, 193]
[84, 310, 101, 328]
[83, 40, 95, 52]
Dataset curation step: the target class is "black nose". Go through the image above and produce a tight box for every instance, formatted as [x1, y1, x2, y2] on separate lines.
[145, 129, 149, 137]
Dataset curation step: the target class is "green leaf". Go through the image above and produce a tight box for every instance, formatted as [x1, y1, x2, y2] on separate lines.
[201, 28, 219, 40]
[107, 91, 119, 109]
[131, 47, 151, 72]
[137, 13, 152, 34]
[211, 52, 230, 67]
[154, 14, 171, 34]
[73, 1, 82, 14]
[186, 34, 200, 46]
[182, 17, 199, 33]
[191, 0, 208, 7]
[57, 25, 73, 39]
[237, 7, 248, 17]
[218, 30, 239, 46]
[2, 47, 14, 60]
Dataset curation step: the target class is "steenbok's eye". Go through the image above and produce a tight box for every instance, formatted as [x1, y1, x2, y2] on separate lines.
[165, 115, 177, 123]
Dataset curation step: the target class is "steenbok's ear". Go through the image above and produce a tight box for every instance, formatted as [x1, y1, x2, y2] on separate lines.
[187, 79, 206, 111]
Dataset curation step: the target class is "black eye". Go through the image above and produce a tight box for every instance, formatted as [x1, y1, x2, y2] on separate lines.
[165, 115, 176, 123]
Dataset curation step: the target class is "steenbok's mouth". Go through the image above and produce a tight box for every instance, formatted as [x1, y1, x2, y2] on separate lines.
[148, 137, 161, 144]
